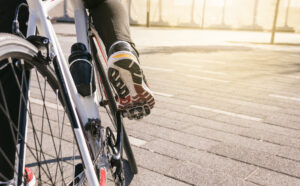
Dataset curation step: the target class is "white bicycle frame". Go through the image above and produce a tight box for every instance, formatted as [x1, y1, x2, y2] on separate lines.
[25, 0, 101, 185]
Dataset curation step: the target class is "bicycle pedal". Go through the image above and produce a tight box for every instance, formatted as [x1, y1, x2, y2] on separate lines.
[121, 104, 151, 120]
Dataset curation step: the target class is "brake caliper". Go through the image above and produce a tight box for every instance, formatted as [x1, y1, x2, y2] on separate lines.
[27, 36, 54, 65]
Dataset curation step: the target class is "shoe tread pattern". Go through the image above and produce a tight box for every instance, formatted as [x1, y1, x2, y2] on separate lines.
[109, 58, 155, 111]
[114, 59, 142, 84]
[108, 68, 129, 99]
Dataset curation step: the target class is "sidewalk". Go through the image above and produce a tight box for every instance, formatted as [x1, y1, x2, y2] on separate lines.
[54, 23, 300, 53]
[53, 23, 300, 185]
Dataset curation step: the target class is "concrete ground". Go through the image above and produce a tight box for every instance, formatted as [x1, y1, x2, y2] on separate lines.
[29, 23, 300, 185]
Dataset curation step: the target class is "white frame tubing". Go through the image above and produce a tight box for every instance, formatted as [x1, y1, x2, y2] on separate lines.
[71, 0, 100, 119]
[25, 0, 99, 185]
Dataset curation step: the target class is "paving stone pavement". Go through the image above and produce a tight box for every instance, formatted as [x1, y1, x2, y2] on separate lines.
[26, 24, 300, 185]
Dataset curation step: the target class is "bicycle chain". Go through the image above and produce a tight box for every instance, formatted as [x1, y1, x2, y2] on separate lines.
[106, 127, 125, 186]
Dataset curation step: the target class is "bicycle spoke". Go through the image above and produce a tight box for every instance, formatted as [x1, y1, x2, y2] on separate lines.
[0, 33, 109, 185]
[0, 148, 16, 176]
[0, 75, 22, 182]
[0, 80, 18, 147]
[0, 172, 9, 183]
[28, 71, 54, 184]
[34, 67, 63, 184]
[38, 75, 46, 174]
[0, 65, 53, 183]
[11, 63, 60, 184]
[54, 90, 67, 184]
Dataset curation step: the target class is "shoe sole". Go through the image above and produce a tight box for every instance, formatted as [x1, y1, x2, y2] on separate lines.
[108, 59, 155, 109]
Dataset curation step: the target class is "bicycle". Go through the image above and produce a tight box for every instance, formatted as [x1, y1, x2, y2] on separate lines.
[0, 0, 141, 185]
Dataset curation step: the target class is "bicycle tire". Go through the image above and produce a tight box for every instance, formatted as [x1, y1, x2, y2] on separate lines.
[0, 33, 92, 185]
[89, 29, 138, 175]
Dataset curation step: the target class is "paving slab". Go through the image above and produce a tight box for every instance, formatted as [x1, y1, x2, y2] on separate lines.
[143, 139, 257, 179]
[184, 125, 300, 161]
[22, 24, 300, 185]
[209, 143, 300, 178]
[246, 168, 300, 186]
[130, 167, 190, 186]
[126, 120, 219, 151]
[167, 161, 258, 186]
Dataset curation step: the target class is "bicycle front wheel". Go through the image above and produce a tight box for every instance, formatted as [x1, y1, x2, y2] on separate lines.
[0, 33, 90, 185]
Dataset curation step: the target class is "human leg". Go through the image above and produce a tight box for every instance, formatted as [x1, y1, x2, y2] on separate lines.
[88, 0, 132, 53]
[89, 0, 155, 119]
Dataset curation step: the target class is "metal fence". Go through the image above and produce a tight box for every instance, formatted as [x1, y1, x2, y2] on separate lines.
[51, 0, 300, 32]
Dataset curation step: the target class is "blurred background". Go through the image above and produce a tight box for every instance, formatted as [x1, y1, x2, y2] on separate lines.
[51, 0, 300, 33]
[125, 0, 300, 32]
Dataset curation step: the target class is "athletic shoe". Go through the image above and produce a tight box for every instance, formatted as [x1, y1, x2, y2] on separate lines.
[107, 41, 155, 118]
